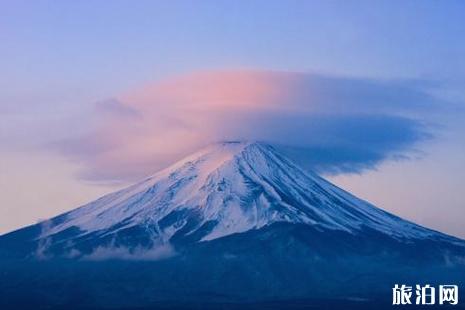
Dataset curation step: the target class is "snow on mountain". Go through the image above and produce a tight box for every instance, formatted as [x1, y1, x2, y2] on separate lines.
[35, 141, 458, 249]
[2, 141, 464, 308]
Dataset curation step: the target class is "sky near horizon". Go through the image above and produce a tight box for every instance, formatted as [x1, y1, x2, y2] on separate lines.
[1, 1, 465, 237]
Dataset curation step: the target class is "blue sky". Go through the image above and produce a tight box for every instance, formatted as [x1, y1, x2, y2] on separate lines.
[3, 1, 465, 95]
[1, 0, 465, 237]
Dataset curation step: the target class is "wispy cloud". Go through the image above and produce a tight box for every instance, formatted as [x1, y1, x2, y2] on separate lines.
[54, 70, 444, 181]
[81, 243, 176, 261]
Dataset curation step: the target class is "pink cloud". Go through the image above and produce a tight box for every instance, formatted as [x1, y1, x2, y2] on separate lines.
[121, 70, 292, 110]
[55, 70, 436, 182]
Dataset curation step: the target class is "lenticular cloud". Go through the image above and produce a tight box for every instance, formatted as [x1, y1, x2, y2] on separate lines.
[55, 70, 437, 182]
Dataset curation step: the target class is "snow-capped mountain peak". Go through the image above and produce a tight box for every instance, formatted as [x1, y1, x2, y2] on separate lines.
[35, 141, 456, 250]
[2, 142, 464, 307]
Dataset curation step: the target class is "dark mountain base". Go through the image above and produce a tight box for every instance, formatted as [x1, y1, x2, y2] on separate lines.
[5, 299, 465, 310]
[1, 224, 464, 309]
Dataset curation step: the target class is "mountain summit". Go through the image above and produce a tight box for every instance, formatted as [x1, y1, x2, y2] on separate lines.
[1, 141, 464, 307]
[3, 141, 461, 259]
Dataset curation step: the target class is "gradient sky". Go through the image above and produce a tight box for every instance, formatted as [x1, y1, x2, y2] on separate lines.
[1, 0, 465, 237]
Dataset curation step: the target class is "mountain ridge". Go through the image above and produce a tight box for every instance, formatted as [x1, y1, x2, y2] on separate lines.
[1, 141, 463, 261]
[1, 141, 465, 308]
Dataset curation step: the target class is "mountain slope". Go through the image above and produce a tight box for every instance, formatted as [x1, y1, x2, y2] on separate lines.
[1, 141, 463, 259]
[1, 142, 465, 309]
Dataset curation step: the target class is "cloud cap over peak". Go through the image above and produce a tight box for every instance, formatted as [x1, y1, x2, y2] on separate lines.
[56, 70, 440, 182]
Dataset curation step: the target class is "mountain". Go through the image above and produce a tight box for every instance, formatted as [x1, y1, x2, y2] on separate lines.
[1, 141, 465, 309]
